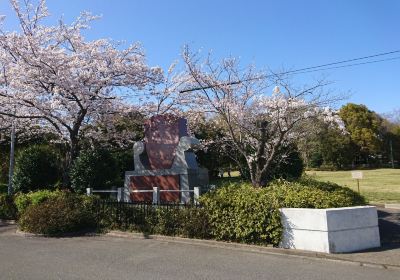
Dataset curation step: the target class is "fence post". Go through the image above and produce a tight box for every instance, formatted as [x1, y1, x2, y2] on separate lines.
[117, 187, 123, 202]
[194, 187, 200, 205]
[86, 188, 93, 196]
[153, 187, 160, 204]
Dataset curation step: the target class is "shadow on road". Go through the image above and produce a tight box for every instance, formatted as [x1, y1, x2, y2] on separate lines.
[352, 208, 400, 253]
[378, 208, 400, 245]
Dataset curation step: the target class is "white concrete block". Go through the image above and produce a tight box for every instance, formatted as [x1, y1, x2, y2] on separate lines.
[280, 206, 381, 253]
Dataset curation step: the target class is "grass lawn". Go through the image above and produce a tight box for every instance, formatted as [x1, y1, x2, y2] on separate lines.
[306, 169, 400, 204]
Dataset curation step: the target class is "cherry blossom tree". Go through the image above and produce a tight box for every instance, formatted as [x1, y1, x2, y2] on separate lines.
[0, 0, 161, 173]
[181, 47, 344, 187]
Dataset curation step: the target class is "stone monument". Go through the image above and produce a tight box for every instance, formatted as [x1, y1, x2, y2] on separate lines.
[124, 114, 209, 203]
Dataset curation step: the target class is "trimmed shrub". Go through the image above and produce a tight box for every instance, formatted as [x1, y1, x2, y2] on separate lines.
[178, 207, 210, 239]
[19, 192, 97, 235]
[0, 194, 17, 220]
[198, 178, 365, 246]
[200, 184, 282, 246]
[14, 190, 64, 216]
[13, 145, 61, 193]
[97, 203, 210, 239]
[70, 148, 119, 193]
[268, 178, 367, 208]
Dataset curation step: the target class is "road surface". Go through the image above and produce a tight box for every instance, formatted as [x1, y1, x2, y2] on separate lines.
[0, 225, 399, 280]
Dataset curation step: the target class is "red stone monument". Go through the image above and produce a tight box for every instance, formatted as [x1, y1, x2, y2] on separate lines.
[124, 114, 208, 203]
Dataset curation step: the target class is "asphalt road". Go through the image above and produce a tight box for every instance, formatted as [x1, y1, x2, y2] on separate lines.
[0, 226, 399, 280]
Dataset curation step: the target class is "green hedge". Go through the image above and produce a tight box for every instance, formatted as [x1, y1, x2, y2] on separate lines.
[269, 178, 367, 208]
[99, 204, 210, 239]
[14, 190, 63, 216]
[198, 178, 366, 246]
[18, 192, 98, 236]
[201, 184, 282, 246]
[0, 194, 17, 220]
[16, 178, 366, 243]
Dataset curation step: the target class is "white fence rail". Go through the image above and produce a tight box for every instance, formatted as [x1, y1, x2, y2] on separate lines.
[86, 186, 200, 204]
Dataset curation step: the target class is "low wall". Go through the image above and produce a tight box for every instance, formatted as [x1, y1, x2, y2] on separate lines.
[280, 206, 381, 253]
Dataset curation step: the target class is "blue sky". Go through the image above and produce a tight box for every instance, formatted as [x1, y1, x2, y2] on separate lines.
[1, 0, 399, 114]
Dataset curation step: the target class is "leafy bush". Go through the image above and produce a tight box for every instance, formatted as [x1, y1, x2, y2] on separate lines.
[178, 207, 210, 239]
[198, 178, 365, 246]
[14, 190, 63, 216]
[13, 145, 61, 193]
[0, 194, 17, 220]
[19, 192, 97, 235]
[70, 148, 119, 193]
[269, 178, 367, 208]
[201, 184, 282, 246]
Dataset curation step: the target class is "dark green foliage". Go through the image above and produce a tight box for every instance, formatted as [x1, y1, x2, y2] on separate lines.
[0, 183, 7, 194]
[112, 149, 133, 186]
[70, 148, 119, 193]
[0, 194, 17, 220]
[13, 145, 61, 193]
[319, 128, 356, 169]
[19, 192, 97, 235]
[200, 184, 282, 246]
[0, 151, 9, 185]
[309, 152, 323, 168]
[269, 148, 304, 181]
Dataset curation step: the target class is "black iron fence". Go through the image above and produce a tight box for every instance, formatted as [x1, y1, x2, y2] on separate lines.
[94, 200, 203, 230]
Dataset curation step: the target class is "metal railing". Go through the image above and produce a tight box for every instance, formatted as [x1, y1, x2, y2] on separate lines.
[87, 186, 200, 204]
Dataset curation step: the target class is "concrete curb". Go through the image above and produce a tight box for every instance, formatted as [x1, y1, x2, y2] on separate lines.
[385, 204, 400, 210]
[15, 229, 100, 238]
[106, 230, 400, 271]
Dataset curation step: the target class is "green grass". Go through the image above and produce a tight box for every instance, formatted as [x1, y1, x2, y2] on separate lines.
[306, 169, 400, 204]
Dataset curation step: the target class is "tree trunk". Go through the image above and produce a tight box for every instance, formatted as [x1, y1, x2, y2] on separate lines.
[62, 133, 79, 188]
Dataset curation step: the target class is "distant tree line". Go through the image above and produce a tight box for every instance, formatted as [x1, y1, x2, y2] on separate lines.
[297, 103, 400, 170]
